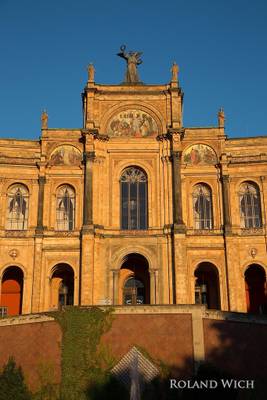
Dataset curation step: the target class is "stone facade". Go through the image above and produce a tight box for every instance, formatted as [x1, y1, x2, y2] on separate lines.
[0, 62, 266, 315]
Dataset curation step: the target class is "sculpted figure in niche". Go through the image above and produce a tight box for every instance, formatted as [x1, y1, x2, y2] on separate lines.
[117, 45, 143, 84]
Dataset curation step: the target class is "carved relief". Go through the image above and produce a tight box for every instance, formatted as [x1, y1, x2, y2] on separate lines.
[107, 109, 159, 137]
[183, 144, 217, 166]
[49, 145, 82, 166]
[5, 231, 27, 237]
[9, 248, 19, 260]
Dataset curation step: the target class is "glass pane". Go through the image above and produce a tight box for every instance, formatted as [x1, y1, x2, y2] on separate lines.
[139, 182, 147, 229]
[121, 182, 128, 229]
[129, 183, 137, 229]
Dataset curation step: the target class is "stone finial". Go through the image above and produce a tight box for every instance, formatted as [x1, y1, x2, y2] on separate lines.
[171, 62, 179, 82]
[41, 110, 48, 129]
[218, 108, 225, 128]
[87, 63, 95, 82]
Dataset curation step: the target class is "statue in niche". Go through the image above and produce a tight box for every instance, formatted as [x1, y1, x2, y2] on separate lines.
[41, 110, 48, 129]
[117, 45, 143, 84]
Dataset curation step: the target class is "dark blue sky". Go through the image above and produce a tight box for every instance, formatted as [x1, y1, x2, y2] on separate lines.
[0, 0, 266, 139]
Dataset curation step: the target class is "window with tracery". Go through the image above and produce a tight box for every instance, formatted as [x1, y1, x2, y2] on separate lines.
[192, 184, 213, 229]
[56, 185, 75, 230]
[239, 182, 262, 228]
[6, 184, 29, 230]
[120, 167, 148, 230]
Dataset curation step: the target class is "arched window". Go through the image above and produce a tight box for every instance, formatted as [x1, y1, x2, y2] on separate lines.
[239, 182, 262, 228]
[6, 184, 29, 230]
[120, 167, 148, 230]
[50, 263, 74, 309]
[192, 184, 213, 229]
[123, 277, 145, 305]
[56, 185, 75, 230]
[194, 262, 220, 309]
[245, 264, 267, 314]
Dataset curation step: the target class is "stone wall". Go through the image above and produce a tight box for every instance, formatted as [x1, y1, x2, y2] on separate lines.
[0, 314, 62, 391]
[0, 306, 267, 391]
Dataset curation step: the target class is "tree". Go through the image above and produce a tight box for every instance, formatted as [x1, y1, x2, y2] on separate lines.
[0, 357, 31, 400]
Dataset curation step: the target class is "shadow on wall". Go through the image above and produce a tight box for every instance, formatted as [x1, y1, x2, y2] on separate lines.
[1, 312, 267, 399]
[86, 317, 267, 400]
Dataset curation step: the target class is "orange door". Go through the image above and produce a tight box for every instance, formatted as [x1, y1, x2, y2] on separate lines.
[1, 279, 21, 315]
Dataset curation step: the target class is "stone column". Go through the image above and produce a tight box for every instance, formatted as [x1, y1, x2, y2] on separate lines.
[171, 150, 185, 232]
[112, 270, 119, 305]
[36, 176, 46, 232]
[221, 175, 231, 233]
[83, 151, 95, 228]
[149, 270, 156, 305]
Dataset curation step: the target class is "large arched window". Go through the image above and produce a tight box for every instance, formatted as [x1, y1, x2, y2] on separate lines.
[6, 184, 29, 230]
[120, 167, 148, 230]
[56, 185, 75, 230]
[239, 182, 262, 228]
[192, 184, 213, 229]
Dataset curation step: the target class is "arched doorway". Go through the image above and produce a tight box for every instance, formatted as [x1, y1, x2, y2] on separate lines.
[194, 262, 220, 309]
[1, 266, 24, 315]
[245, 264, 267, 314]
[120, 254, 150, 305]
[50, 264, 74, 309]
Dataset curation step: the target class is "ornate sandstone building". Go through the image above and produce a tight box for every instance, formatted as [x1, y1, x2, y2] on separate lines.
[0, 51, 267, 316]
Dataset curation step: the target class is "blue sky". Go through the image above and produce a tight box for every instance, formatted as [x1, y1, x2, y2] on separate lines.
[0, 0, 266, 139]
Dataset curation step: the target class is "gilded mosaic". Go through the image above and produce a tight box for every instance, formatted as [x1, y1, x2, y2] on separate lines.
[107, 109, 159, 137]
[183, 144, 217, 165]
[50, 145, 82, 166]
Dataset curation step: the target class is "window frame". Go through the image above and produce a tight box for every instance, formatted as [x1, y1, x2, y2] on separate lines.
[55, 185, 76, 231]
[192, 183, 213, 230]
[6, 184, 29, 231]
[120, 167, 148, 230]
[239, 182, 262, 229]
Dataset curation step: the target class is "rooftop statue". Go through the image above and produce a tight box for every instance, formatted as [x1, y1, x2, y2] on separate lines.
[171, 61, 179, 82]
[117, 45, 143, 84]
[41, 110, 48, 129]
[87, 63, 95, 82]
[218, 107, 225, 128]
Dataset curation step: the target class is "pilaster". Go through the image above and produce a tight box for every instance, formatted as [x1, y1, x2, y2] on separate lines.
[221, 174, 231, 234]
[31, 237, 43, 312]
[36, 176, 46, 233]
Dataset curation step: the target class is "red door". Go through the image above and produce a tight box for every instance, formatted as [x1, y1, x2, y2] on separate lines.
[1, 279, 22, 315]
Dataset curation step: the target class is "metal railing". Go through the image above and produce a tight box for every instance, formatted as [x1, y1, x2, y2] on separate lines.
[0, 306, 8, 318]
